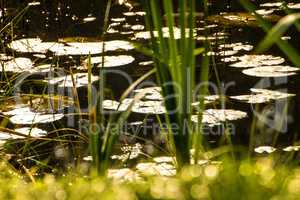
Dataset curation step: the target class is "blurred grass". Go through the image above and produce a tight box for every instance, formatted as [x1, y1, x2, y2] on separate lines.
[0, 157, 299, 200]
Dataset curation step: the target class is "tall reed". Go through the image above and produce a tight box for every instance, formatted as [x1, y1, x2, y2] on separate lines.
[142, 0, 210, 168]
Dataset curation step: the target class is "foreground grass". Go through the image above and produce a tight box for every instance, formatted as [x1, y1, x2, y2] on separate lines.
[0, 156, 299, 200]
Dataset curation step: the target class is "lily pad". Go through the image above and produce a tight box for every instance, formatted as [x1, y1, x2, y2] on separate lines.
[229, 55, 285, 68]
[83, 16, 96, 22]
[15, 127, 47, 137]
[51, 40, 133, 56]
[134, 87, 163, 101]
[123, 11, 146, 16]
[103, 98, 165, 115]
[255, 9, 275, 15]
[217, 50, 239, 57]
[132, 101, 166, 115]
[260, 2, 283, 7]
[9, 112, 64, 125]
[254, 146, 276, 154]
[139, 61, 154, 66]
[131, 24, 145, 31]
[47, 73, 99, 88]
[192, 95, 221, 106]
[111, 18, 126, 22]
[9, 38, 63, 53]
[102, 99, 133, 112]
[231, 89, 295, 104]
[83, 55, 135, 68]
[191, 109, 248, 126]
[136, 162, 176, 176]
[1, 57, 34, 73]
[111, 143, 143, 162]
[242, 65, 299, 77]
[133, 27, 196, 40]
[283, 146, 300, 152]
[287, 3, 300, 9]
[153, 156, 175, 164]
[0, 128, 46, 140]
[209, 12, 281, 27]
[9, 38, 134, 55]
[219, 42, 253, 51]
[108, 168, 141, 182]
[196, 35, 228, 41]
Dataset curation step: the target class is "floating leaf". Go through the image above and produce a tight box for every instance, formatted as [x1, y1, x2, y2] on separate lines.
[133, 27, 196, 40]
[132, 101, 166, 115]
[48, 73, 100, 88]
[254, 146, 276, 154]
[229, 55, 285, 68]
[136, 162, 176, 176]
[219, 42, 253, 51]
[242, 65, 299, 77]
[283, 146, 300, 152]
[134, 87, 163, 101]
[153, 156, 175, 163]
[9, 38, 134, 55]
[102, 99, 133, 112]
[231, 89, 295, 104]
[131, 24, 145, 31]
[111, 143, 143, 162]
[287, 3, 300, 9]
[260, 2, 283, 7]
[191, 109, 248, 126]
[108, 168, 141, 182]
[1, 57, 34, 73]
[10, 113, 64, 125]
[83, 55, 135, 68]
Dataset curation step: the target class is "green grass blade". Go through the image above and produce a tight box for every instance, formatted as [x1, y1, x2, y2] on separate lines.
[256, 13, 300, 52]
[240, 0, 300, 67]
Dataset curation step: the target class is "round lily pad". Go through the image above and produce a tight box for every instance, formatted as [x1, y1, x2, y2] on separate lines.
[287, 3, 300, 9]
[9, 113, 64, 125]
[219, 42, 253, 51]
[136, 162, 176, 176]
[1, 57, 34, 73]
[283, 146, 300, 152]
[9, 38, 63, 53]
[47, 73, 100, 88]
[231, 89, 295, 104]
[134, 87, 163, 101]
[242, 65, 299, 77]
[102, 99, 133, 112]
[83, 55, 135, 68]
[9, 38, 134, 55]
[254, 146, 276, 154]
[133, 27, 196, 40]
[191, 109, 248, 126]
[229, 55, 285, 68]
[132, 101, 166, 115]
[14, 127, 47, 138]
[108, 168, 141, 182]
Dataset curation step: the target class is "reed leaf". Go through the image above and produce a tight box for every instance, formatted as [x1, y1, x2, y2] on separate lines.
[257, 13, 300, 53]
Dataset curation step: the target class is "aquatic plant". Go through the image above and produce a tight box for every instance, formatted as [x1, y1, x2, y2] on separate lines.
[141, 0, 210, 168]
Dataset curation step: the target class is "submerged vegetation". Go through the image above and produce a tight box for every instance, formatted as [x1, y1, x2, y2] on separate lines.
[1, 0, 300, 199]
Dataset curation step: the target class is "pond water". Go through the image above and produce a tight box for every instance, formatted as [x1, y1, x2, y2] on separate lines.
[1, 0, 300, 174]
